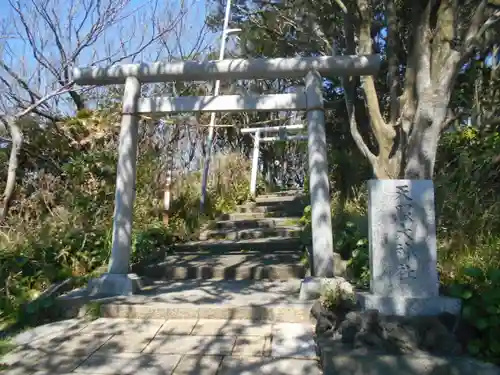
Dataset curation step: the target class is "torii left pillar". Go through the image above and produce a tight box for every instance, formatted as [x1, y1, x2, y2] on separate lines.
[88, 76, 143, 296]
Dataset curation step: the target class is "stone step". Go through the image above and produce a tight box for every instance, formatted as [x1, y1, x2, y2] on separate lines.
[254, 194, 308, 205]
[57, 279, 314, 323]
[199, 226, 302, 241]
[258, 190, 304, 198]
[234, 202, 306, 216]
[220, 211, 304, 220]
[172, 236, 304, 253]
[213, 217, 302, 230]
[140, 252, 308, 281]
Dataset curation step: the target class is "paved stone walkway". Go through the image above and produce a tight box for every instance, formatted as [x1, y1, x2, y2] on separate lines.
[1, 318, 322, 375]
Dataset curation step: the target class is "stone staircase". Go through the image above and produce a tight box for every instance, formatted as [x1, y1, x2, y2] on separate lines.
[57, 189, 347, 324]
[139, 190, 311, 281]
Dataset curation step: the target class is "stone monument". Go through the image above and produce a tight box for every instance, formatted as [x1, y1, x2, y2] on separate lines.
[356, 179, 461, 316]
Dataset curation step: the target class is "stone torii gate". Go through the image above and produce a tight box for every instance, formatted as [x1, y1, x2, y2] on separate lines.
[240, 124, 307, 196]
[72, 55, 380, 296]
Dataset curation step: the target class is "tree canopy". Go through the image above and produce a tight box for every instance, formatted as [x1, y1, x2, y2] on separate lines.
[208, 0, 500, 178]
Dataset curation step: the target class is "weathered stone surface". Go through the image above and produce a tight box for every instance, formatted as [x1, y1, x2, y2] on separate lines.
[366, 179, 461, 316]
[172, 355, 223, 375]
[271, 322, 317, 359]
[310, 300, 337, 336]
[3, 317, 321, 375]
[191, 319, 272, 337]
[87, 273, 143, 297]
[339, 311, 362, 344]
[368, 179, 439, 297]
[312, 301, 464, 357]
[56, 280, 314, 323]
[232, 336, 268, 356]
[75, 353, 182, 375]
[10, 319, 88, 346]
[357, 292, 461, 316]
[319, 354, 500, 375]
[144, 334, 236, 355]
[219, 356, 322, 375]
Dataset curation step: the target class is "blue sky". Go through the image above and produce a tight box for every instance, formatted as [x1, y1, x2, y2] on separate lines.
[1, 0, 216, 68]
[0, 0, 218, 118]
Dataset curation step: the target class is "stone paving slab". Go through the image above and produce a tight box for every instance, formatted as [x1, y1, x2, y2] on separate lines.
[51, 332, 114, 357]
[213, 217, 301, 231]
[1, 318, 320, 375]
[271, 322, 317, 359]
[232, 336, 269, 357]
[10, 319, 88, 346]
[143, 334, 237, 355]
[199, 226, 302, 241]
[191, 319, 273, 337]
[155, 319, 198, 336]
[79, 318, 165, 336]
[2, 348, 87, 374]
[171, 355, 223, 375]
[219, 356, 322, 375]
[73, 352, 182, 374]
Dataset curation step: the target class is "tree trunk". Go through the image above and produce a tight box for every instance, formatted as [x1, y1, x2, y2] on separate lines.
[368, 91, 451, 180]
[0, 118, 22, 222]
[372, 147, 402, 180]
[404, 90, 451, 179]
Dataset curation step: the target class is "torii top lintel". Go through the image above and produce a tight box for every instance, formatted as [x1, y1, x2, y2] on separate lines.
[72, 54, 381, 86]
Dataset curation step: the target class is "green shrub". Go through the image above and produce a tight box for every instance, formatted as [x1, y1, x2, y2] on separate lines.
[0, 112, 254, 328]
[320, 282, 356, 312]
[132, 224, 175, 266]
[345, 238, 370, 289]
[447, 267, 500, 363]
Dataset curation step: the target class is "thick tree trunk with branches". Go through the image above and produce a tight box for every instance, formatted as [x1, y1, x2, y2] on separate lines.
[344, 0, 500, 179]
[216, 0, 500, 180]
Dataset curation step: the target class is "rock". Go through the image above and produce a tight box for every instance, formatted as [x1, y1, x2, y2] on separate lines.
[311, 300, 334, 321]
[311, 300, 337, 336]
[355, 330, 385, 348]
[315, 318, 335, 337]
[345, 311, 363, 324]
[417, 316, 462, 356]
[361, 309, 383, 338]
[383, 320, 419, 354]
[364, 309, 381, 329]
[312, 301, 464, 360]
[354, 309, 384, 348]
[438, 312, 459, 332]
[339, 311, 363, 344]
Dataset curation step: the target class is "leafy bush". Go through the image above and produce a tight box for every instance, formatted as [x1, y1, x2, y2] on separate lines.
[335, 220, 366, 259]
[167, 152, 253, 240]
[448, 267, 500, 363]
[435, 128, 500, 274]
[300, 127, 500, 364]
[345, 238, 370, 289]
[320, 281, 356, 312]
[132, 224, 175, 266]
[0, 111, 254, 327]
[299, 191, 369, 287]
